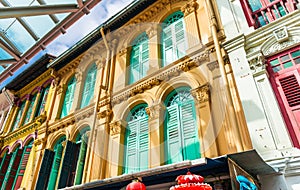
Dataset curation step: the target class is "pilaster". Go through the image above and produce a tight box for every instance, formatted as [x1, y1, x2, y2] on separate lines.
[146, 24, 161, 73]
[145, 102, 165, 167]
[191, 83, 218, 157]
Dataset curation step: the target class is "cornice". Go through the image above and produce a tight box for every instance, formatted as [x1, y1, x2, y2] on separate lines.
[111, 49, 211, 106]
[57, 55, 83, 77]
[0, 115, 46, 145]
[16, 69, 54, 96]
[47, 105, 94, 134]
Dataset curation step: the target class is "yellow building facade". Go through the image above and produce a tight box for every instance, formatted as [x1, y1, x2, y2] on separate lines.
[0, 0, 256, 189]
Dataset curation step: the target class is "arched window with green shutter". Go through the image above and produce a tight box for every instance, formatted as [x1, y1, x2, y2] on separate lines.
[81, 64, 97, 108]
[164, 87, 200, 164]
[124, 104, 149, 174]
[161, 11, 186, 66]
[61, 76, 76, 118]
[35, 85, 50, 117]
[11, 101, 26, 131]
[23, 94, 37, 125]
[129, 33, 149, 84]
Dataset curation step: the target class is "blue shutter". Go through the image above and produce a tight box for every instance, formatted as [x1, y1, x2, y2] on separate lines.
[35, 149, 55, 190]
[0, 152, 11, 184]
[181, 100, 200, 160]
[36, 86, 50, 117]
[74, 139, 87, 185]
[11, 102, 26, 131]
[125, 119, 138, 173]
[166, 105, 183, 164]
[138, 117, 148, 171]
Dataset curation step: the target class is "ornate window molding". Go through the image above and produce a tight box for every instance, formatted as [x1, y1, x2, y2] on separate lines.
[109, 120, 126, 136]
[145, 103, 165, 120]
[190, 83, 210, 104]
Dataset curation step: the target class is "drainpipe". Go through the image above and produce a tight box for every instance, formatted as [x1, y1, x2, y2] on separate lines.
[205, 0, 243, 151]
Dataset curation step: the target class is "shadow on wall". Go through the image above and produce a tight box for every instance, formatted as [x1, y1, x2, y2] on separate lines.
[241, 100, 265, 122]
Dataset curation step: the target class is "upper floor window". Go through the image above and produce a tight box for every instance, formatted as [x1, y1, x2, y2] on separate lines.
[162, 11, 187, 66]
[269, 48, 300, 73]
[23, 94, 37, 125]
[61, 77, 76, 118]
[11, 101, 26, 131]
[81, 64, 97, 108]
[35, 85, 50, 117]
[241, 0, 299, 28]
[124, 104, 149, 174]
[164, 87, 200, 164]
[129, 33, 149, 84]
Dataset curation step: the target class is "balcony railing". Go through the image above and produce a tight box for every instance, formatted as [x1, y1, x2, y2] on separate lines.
[241, 0, 299, 28]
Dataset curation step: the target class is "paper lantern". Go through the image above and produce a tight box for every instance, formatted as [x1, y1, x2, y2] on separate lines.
[126, 180, 146, 190]
[170, 172, 212, 190]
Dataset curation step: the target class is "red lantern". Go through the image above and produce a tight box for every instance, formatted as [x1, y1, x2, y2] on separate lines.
[170, 172, 212, 190]
[126, 179, 146, 190]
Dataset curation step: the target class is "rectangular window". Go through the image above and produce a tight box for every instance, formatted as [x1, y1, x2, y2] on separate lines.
[241, 0, 298, 28]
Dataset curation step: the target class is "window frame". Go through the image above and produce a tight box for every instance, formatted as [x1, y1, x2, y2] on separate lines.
[81, 64, 97, 108]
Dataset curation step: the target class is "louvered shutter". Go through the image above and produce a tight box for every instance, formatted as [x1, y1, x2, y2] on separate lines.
[125, 119, 138, 173]
[36, 86, 50, 116]
[277, 70, 300, 128]
[61, 78, 76, 118]
[166, 105, 183, 164]
[81, 65, 96, 108]
[23, 94, 37, 124]
[35, 149, 54, 190]
[74, 139, 87, 185]
[174, 19, 186, 59]
[0, 152, 11, 184]
[13, 145, 32, 190]
[163, 26, 174, 65]
[138, 117, 148, 171]
[12, 102, 25, 131]
[181, 100, 200, 160]
[47, 144, 63, 189]
[1, 148, 22, 190]
[67, 143, 80, 186]
[58, 141, 76, 188]
[141, 41, 149, 77]
[130, 46, 140, 84]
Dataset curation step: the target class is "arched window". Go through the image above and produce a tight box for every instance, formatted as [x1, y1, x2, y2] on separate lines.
[164, 87, 200, 164]
[61, 76, 76, 118]
[161, 11, 186, 66]
[124, 104, 149, 173]
[11, 101, 26, 131]
[129, 33, 149, 84]
[35, 85, 50, 117]
[23, 94, 37, 125]
[81, 64, 97, 108]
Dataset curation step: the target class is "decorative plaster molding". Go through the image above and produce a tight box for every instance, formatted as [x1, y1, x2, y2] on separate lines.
[75, 69, 82, 82]
[207, 61, 219, 71]
[58, 56, 81, 77]
[98, 109, 113, 119]
[146, 25, 160, 38]
[273, 27, 289, 43]
[264, 38, 300, 56]
[109, 120, 125, 136]
[181, 0, 199, 16]
[190, 83, 210, 104]
[145, 103, 165, 120]
[119, 47, 128, 56]
[248, 55, 266, 74]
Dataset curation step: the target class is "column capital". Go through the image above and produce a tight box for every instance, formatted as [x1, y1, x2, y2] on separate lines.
[190, 83, 210, 104]
[248, 54, 266, 75]
[145, 102, 165, 120]
[109, 120, 126, 136]
[181, 0, 199, 16]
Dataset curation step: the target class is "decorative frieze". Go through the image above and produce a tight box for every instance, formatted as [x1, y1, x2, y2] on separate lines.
[181, 0, 199, 16]
[145, 103, 165, 120]
[98, 109, 113, 119]
[190, 83, 210, 104]
[109, 120, 125, 136]
[264, 38, 300, 56]
[111, 50, 211, 105]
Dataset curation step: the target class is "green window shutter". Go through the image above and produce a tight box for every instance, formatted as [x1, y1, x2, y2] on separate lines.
[0, 152, 11, 184]
[129, 33, 149, 84]
[47, 144, 63, 190]
[23, 94, 37, 125]
[11, 102, 26, 131]
[81, 64, 97, 108]
[74, 139, 87, 185]
[1, 149, 23, 190]
[165, 105, 183, 164]
[181, 100, 200, 160]
[125, 119, 138, 173]
[61, 77, 76, 118]
[124, 105, 149, 173]
[35, 149, 55, 190]
[12, 144, 32, 190]
[165, 88, 200, 164]
[138, 117, 148, 171]
[162, 12, 186, 66]
[36, 86, 50, 117]
[58, 141, 78, 188]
